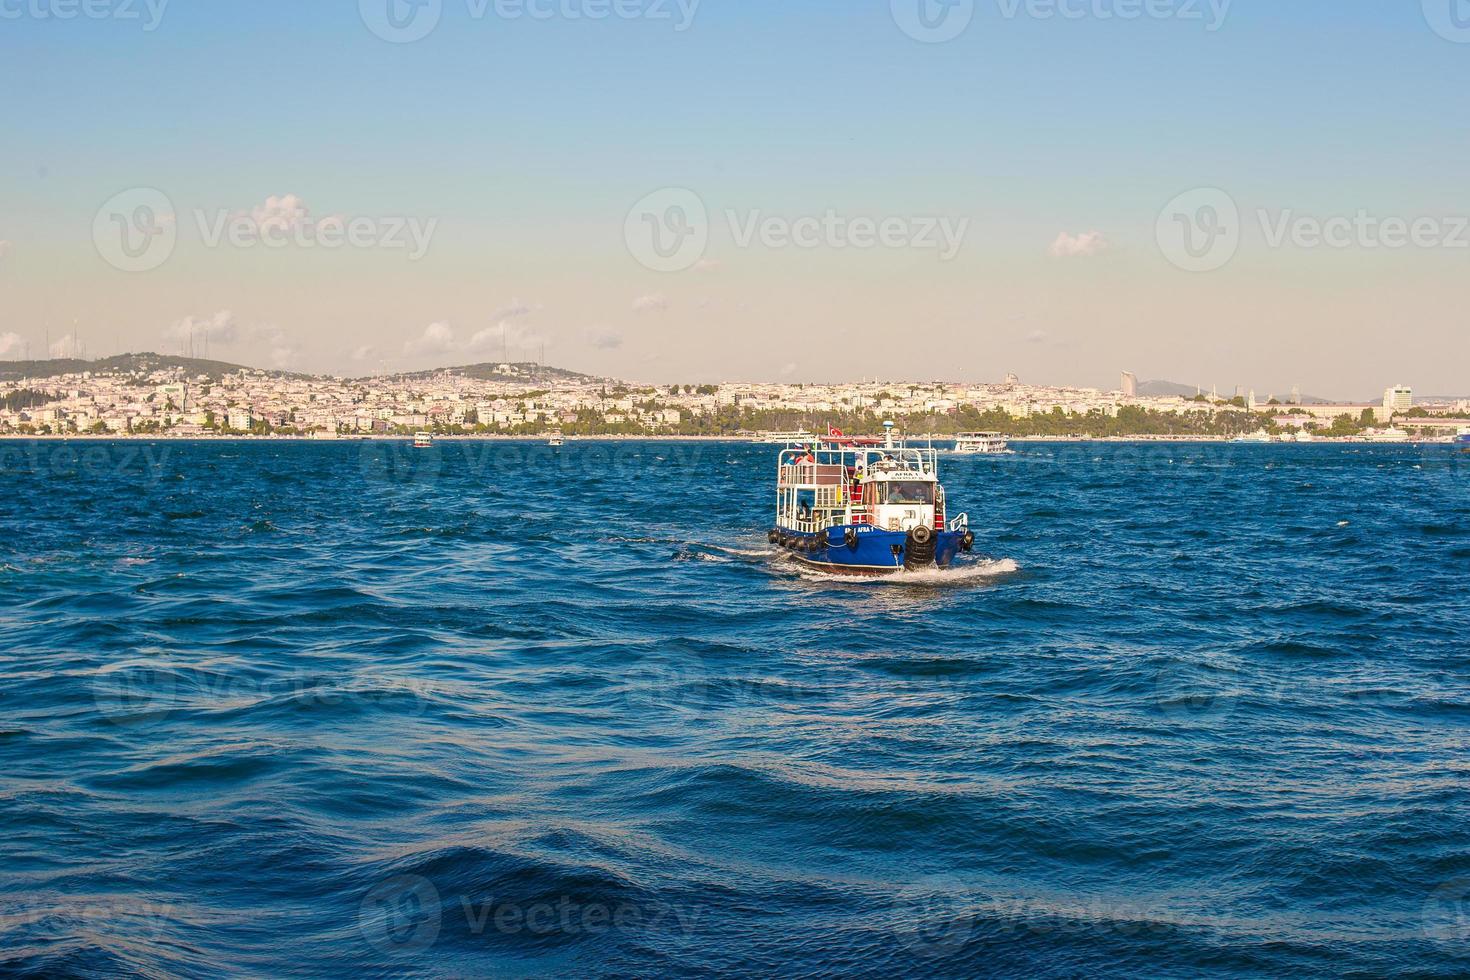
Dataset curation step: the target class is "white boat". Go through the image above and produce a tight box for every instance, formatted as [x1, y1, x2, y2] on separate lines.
[1366, 427, 1410, 444]
[1232, 430, 1273, 444]
[413, 431, 434, 448]
[951, 432, 1012, 455]
[759, 430, 816, 444]
[548, 431, 565, 447]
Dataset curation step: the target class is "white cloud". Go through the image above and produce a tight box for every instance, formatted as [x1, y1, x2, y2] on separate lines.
[350, 345, 375, 362]
[632, 293, 669, 314]
[404, 321, 457, 357]
[0, 332, 23, 357]
[164, 310, 297, 367]
[167, 310, 239, 346]
[402, 320, 550, 363]
[583, 325, 623, 350]
[248, 194, 310, 234]
[779, 362, 798, 377]
[1048, 230, 1109, 258]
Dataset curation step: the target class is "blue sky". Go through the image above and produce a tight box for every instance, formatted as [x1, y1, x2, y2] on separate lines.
[2, 1, 1467, 394]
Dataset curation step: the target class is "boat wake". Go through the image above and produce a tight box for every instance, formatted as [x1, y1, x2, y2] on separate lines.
[783, 556, 1020, 586]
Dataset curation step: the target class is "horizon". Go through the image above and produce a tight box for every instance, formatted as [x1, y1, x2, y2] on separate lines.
[2, 4, 1468, 392]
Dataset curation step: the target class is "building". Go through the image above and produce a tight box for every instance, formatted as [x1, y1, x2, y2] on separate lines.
[226, 408, 253, 430]
[1120, 371, 1138, 398]
[1383, 385, 1412, 417]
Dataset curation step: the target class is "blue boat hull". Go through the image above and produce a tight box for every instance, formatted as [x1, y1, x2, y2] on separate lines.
[774, 525, 968, 575]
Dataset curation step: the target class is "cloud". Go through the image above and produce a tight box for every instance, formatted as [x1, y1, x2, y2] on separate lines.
[402, 321, 551, 362]
[165, 310, 297, 367]
[167, 310, 239, 345]
[583, 325, 623, 350]
[632, 293, 669, 315]
[231, 194, 343, 240]
[0, 332, 22, 357]
[1025, 329, 1050, 344]
[491, 299, 539, 322]
[1047, 230, 1109, 258]
[404, 321, 457, 357]
[779, 362, 798, 377]
[350, 346, 375, 362]
[247, 194, 311, 234]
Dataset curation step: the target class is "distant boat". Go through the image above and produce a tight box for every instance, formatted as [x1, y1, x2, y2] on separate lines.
[548, 431, 565, 447]
[1232, 430, 1273, 444]
[1366, 427, 1410, 444]
[758, 430, 816, 444]
[951, 431, 1013, 455]
[413, 431, 434, 448]
[1456, 428, 1470, 452]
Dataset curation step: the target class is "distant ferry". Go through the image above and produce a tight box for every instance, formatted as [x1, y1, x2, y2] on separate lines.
[1232, 430, 1273, 444]
[951, 431, 1013, 455]
[768, 425, 974, 576]
[413, 431, 434, 448]
[1457, 428, 1470, 452]
[759, 430, 816, 444]
[548, 431, 565, 447]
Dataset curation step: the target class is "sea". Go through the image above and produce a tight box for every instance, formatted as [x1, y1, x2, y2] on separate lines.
[1, 439, 1467, 978]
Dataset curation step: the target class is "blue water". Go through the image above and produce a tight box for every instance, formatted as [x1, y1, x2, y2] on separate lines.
[2, 440, 1468, 978]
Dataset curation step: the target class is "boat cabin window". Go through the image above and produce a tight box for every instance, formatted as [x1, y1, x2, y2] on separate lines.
[883, 481, 935, 505]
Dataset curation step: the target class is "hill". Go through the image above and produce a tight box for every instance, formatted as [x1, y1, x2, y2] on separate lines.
[1138, 379, 1336, 404]
[382, 361, 603, 384]
[0, 352, 298, 382]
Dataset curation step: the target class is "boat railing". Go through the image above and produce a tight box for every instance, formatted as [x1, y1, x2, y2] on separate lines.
[947, 512, 969, 531]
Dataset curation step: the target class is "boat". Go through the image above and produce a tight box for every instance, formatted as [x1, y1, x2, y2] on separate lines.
[1232, 430, 1273, 444]
[767, 428, 974, 576]
[548, 431, 565, 447]
[413, 431, 434, 448]
[758, 429, 816, 444]
[951, 431, 1013, 455]
[1366, 427, 1410, 444]
[1456, 428, 1470, 452]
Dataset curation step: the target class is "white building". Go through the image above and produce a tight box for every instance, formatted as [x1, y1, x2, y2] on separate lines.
[1383, 385, 1412, 417]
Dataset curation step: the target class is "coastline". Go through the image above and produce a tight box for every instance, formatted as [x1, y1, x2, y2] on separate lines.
[0, 434, 1455, 445]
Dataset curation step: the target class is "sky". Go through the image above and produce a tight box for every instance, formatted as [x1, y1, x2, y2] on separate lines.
[1, 0, 1467, 396]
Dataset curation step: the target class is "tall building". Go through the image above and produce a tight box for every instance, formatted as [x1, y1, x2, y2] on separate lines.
[1120, 371, 1138, 398]
[1290, 385, 1301, 405]
[1383, 385, 1412, 416]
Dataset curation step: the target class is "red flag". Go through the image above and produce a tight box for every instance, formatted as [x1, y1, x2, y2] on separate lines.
[828, 424, 844, 438]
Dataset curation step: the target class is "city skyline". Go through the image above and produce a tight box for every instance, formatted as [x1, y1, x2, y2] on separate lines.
[3, 4, 1468, 392]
